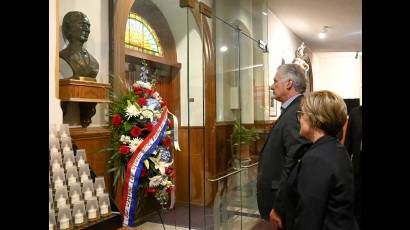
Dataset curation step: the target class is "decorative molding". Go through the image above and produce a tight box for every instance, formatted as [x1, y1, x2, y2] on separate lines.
[199, 2, 212, 18]
[180, 0, 195, 8]
[59, 79, 111, 102]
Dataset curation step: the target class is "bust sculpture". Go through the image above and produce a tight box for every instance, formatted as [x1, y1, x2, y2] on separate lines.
[59, 11, 99, 81]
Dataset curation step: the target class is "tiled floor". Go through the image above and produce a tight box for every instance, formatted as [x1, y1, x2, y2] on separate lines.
[136, 221, 194, 230]
[136, 215, 276, 230]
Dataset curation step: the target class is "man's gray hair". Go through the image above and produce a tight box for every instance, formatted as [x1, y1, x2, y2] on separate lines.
[277, 64, 307, 93]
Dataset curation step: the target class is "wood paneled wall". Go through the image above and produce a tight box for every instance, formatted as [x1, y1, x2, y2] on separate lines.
[69, 127, 113, 197]
[176, 127, 207, 206]
[175, 122, 272, 206]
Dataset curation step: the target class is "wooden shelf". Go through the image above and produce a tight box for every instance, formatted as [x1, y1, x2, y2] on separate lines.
[59, 79, 111, 128]
[59, 79, 111, 102]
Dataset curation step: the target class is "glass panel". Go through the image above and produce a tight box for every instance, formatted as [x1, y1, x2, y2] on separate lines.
[238, 32, 269, 229]
[214, 0, 268, 42]
[212, 17, 241, 230]
[211, 0, 270, 229]
[125, 0, 188, 229]
[187, 7, 206, 229]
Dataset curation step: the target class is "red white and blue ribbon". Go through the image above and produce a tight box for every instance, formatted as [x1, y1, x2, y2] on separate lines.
[122, 107, 168, 227]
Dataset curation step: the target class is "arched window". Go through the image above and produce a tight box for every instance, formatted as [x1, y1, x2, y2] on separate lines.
[125, 12, 163, 57]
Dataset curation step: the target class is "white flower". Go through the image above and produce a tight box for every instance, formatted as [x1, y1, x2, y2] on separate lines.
[161, 179, 173, 187]
[120, 135, 131, 144]
[125, 104, 141, 119]
[129, 137, 144, 153]
[141, 109, 154, 122]
[149, 154, 174, 175]
[133, 81, 152, 90]
[153, 92, 161, 100]
[149, 175, 163, 187]
[153, 111, 161, 119]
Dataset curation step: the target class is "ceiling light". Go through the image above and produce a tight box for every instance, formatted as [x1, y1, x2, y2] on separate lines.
[318, 32, 326, 39]
[262, 11, 268, 16]
[220, 46, 228, 52]
[318, 26, 329, 39]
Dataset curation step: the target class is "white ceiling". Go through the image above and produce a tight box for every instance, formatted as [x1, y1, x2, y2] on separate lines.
[268, 0, 362, 52]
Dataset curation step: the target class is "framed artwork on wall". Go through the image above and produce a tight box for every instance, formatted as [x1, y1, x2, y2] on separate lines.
[269, 89, 277, 117]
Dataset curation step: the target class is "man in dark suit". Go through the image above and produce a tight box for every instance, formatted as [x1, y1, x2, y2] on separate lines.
[344, 105, 362, 229]
[257, 64, 311, 220]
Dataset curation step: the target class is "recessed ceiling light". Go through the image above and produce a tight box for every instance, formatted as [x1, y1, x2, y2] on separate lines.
[220, 46, 228, 52]
[318, 32, 326, 39]
[318, 26, 329, 39]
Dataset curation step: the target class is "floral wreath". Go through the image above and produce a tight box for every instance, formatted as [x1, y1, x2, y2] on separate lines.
[108, 61, 179, 226]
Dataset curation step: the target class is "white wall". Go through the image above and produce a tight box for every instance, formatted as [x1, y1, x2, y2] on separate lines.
[268, 10, 303, 118]
[50, 0, 63, 125]
[312, 52, 362, 104]
[59, 0, 109, 127]
[151, 0, 203, 127]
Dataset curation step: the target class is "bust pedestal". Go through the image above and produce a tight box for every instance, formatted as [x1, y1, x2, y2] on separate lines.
[59, 79, 110, 128]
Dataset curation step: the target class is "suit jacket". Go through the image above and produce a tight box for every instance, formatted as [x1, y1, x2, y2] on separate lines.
[257, 95, 311, 219]
[344, 106, 362, 158]
[283, 135, 359, 230]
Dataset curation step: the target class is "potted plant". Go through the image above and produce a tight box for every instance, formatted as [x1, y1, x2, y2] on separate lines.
[231, 121, 259, 160]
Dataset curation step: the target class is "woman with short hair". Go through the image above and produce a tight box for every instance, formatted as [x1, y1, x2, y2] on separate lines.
[270, 90, 359, 230]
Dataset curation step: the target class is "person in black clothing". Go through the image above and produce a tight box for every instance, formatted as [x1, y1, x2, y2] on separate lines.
[344, 105, 362, 229]
[270, 90, 359, 230]
[256, 64, 311, 220]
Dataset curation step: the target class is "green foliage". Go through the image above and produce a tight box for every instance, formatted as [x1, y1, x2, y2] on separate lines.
[231, 121, 259, 145]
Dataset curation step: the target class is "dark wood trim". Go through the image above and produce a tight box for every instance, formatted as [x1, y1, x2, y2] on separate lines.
[179, 126, 206, 129]
[70, 126, 111, 139]
[254, 120, 276, 125]
[180, 0, 195, 8]
[125, 48, 181, 70]
[199, 2, 212, 18]
[188, 0, 217, 205]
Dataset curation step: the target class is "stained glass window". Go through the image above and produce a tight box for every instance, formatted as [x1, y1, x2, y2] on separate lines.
[125, 12, 163, 57]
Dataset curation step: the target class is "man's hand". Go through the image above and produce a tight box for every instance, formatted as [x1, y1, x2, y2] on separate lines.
[269, 208, 283, 229]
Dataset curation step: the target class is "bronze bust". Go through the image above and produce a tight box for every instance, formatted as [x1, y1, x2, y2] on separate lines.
[59, 11, 99, 80]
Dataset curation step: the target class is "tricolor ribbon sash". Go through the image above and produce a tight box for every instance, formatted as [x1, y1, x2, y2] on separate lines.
[122, 107, 168, 227]
[167, 110, 181, 151]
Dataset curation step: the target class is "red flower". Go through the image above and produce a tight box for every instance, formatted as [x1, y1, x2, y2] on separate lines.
[145, 89, 154, 98]
[166, 186, 174, 193]
[163, 136, 172, 147]
[138, 97, 147, 106]
[139, 167, 147, 177]
[160, 101, 167, 107]
[112, 114, 122, 125]
[134, 87, 143, 95]
[147, 187, 156, 193]
[119, 145, 130, 155]
[130, 127, 142, 137]
[171, 172, 176, 180]
[165, 167, 173, 175]
[145, 122, 153, 131]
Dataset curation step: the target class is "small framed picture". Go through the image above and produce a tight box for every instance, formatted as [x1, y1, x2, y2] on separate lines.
[269, 89, 277, 117]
